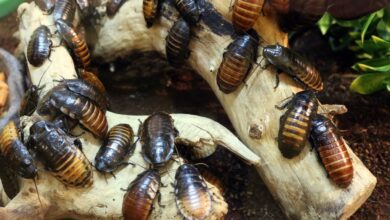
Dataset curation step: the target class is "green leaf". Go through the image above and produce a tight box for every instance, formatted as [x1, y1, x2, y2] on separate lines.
[353, 58, 390, 72]
[318, 13, 333, 35]
[377, 20, 390, 41]
[361, 13, 377, 45]
[371, 35, 390, 48]
[387, 82, 390, 92]
[350, 72, 390, 94]
[383, 6, 390, 24]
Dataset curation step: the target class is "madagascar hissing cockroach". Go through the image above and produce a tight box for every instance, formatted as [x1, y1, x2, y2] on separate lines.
[277, 90, 318, 158]
[140, 112, 177, 167]
[52, 114, 79, 133]
[198, 167, 225, 194]
[29, 120, 93, 187]
[53, 0, 76, 23]
[217, 34, 258, 93]
[310, 114, 353, 188]
[78, 69, 107, 95]
[166, 19, 191, 67]
[27, 25, 52, 67]
[232, 0, 264, 31]
[0, 120, 37, 179]
[263, 44, 324, 92]
[143, 0, 160, 27]
[106, 0, 127, 17]
[0, 156, 20, 199]
[175, 0, 200, 25]
[34, 0, 55, 14]
[174, 164, 212, 220]
[95, 124, 135, 173]
[55, 19, 91, 70]
[19, 85, 40, 116]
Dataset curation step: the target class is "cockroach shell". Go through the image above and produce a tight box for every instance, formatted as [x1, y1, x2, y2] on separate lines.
[143, 0, 159, 27]
[53, 0, 76, 23]
[199, 168, 225, 194]
[175, 164, 212, 220]
[232, 0, 264, 31]
[0, 156, 20, 199]
[34, 0, 55, 14]
[122, 169, 160, 220]
[27, 25, 52, 67]
[175, 0, 200, 25]
[166, 19, 191, 67]
[79, 69, 107, 95]
[106, 0, 127, 17]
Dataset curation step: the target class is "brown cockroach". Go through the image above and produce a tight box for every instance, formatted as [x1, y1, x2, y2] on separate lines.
[34, 0, 55, 14]
[106, 0, 127, 17]
[78, 69, 107, 95]
[122, 169, 161, 220]
[27, 25, 52, 67]
[55, 19, 91, 70]
[217, 34, 258, 93]
[166, 19, 191, 67]
[95, 124, 135, 173]
[310, 114, 354, 188]
[140, 112, 177, 167]
[174, 164, 212, 220]
[29, 120, 93, 187]
[277, 90, 318, 158]
[175, 0, 200, 25]
[263, 44, 324, 91]
[198, 167, 225, 194]
[0, 155, 20, 199]
[53, 0, 77, 23]
[232, 0, 264, 31]
[143, 0, 160, 27]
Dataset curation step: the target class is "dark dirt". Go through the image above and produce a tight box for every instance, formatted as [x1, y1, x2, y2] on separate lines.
[1, 9, 389, 220]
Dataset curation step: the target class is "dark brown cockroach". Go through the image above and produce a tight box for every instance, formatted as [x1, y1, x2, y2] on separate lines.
[19, 85, 40, 116]
[327, 0, 390, 20]
[39, 86, 108, 138]
[232, 0, 264, 31]
[34, 0, 55, 14]
[143, 0, 160, 27]
[0, 120, 37, 179]
[53, 0, 76, 23]
[277, 90, 318, 158]
[0, 156, 20, 199]
[29, 120, 93, 187]
[263, 44, 324, 92]
[310, 114, 354, 188]
[78, 69, 107, 95]
[174, 164, 212, 220]
[122, 169, 160, 220]
[27, 25, 52, 67]
[140, 112, 177, 167]
[217, 34, 258, 93]
[175, 0, 200, 25]
[166, 19, 191, 67]
[106, 0, 127, 17]
[55, 19, 91, 70]
[94, 124, 135, 173]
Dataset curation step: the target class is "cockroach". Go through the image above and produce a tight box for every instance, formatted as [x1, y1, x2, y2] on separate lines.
[53, 0, 76, 23]
[277, 90, 318, 158]
[34, 0, 55, 14]
[143, 0, 160, 27]
[78, 69, 107, 95]
[27, 25, 52, 67]
[29, 120, 93, 187]
[174, 164, 212, 220]
[55, 19, 91, 70]
[198, 167, 225, 194]
[122, 169, 160, 220]
[175, 0, 200, 25]
[39, 86, 108, 138]
[19, 85, 40, 116]
[106, 0, 127, 17]
[0, 156, 20, 199]
[263, 44, 324, 92]
[166, 19, 191, 67]
[232, 0, 264, 31]
[0, 120, 37, 179]
[217, 34, 258, 93]
[310, 114, 353, 188]
[140, 112, 177, 167]
[95, 124, 135, 173]
[52, 114, 79, 133]
[327, 0, 390, 20]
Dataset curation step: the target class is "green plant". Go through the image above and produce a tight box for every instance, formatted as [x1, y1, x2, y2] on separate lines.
[318, 7, 390, 94]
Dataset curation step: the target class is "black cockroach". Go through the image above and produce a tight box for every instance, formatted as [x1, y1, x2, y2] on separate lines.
[143, 0, 160, 27]
[19, 85, 40, 116]
[106, 0, 127, 17]
[0, 156, 20, 199]
[174, 164, 212, 220]
[78, 69, 107, 95]
[95, 124, 135, 173]
[140, 112, 177, 167]
[175, 0, 200, 25]
[217, 34, 258, 93]
[277, 90, 318, 158]
[34, 0, 55, 14]
[166, 19, 191, 67]
[53, 0, 76, 23]
[27, 25, 52, 67]
[29, 120, 93, 187]
[232, 0, 264, 31]
[122, 169, 161, 220]
[310, 114, 353, 188]
[263, 44, 324, 92]
[55, 19, 91, 70]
